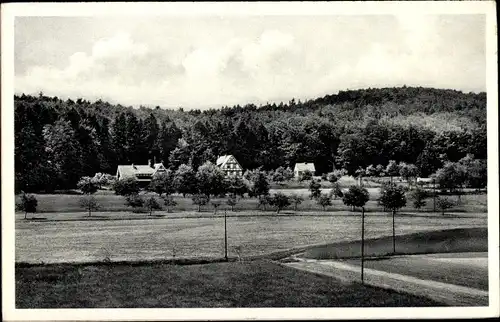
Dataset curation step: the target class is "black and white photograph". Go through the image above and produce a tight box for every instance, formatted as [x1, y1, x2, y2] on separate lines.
[2, 1, 498, 320]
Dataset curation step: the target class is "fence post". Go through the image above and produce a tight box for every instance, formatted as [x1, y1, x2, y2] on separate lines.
[224, 210, 228, 261]
[361, 206, 365, 284]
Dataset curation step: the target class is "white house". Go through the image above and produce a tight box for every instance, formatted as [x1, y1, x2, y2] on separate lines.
[294, 162, 316, 178]
[216, 155, 243, 176]
[116, 160, 167, 186]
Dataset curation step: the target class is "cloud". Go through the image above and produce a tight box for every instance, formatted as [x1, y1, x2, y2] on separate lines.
[15, 16, 486, 108]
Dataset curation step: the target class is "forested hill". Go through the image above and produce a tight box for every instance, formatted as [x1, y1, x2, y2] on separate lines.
[15, 86, 487, 192]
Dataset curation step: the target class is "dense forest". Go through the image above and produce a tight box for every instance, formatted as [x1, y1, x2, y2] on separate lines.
[14, 86, 487, 192]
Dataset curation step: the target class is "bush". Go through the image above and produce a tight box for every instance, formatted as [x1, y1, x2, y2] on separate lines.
[226, 194, 238, 211]
[125, 194, 145, 212]
[258, 195, 272, 211]
[298, 170, 313, 182]
[77, 176, 99, 194]
[409, 187, 429, 210]
[113, 178, 140, 196]
[327, 172, 339, 184]
[330, 182, 343, 199]
[320, 173, 328, 181]
[16, 192, 38, 219]
[309, 179, 322, 200]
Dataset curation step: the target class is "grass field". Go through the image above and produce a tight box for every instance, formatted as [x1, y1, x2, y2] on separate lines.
[344, 252, 488, 291]
[16, 212, 487, 264]
[302, 227, 488, 259]
[15, 188, 487, 214]
[15, 260, 444, 308]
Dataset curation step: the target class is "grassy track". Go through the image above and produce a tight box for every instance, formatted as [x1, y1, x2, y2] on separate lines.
[16, 213, 487, 264]
[15, 260, 444, 308]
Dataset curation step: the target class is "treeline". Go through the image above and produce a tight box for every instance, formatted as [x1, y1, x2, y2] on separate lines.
[14, 86, 487, 192]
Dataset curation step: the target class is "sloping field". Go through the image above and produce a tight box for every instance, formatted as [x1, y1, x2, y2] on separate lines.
[303, 227, 488, 259]
[16, 213, 487, 264]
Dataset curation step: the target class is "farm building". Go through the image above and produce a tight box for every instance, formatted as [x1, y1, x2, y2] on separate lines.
[294, 162, 316, 178]
[216, 155, 243, 176]
[116, 160, 167, 186]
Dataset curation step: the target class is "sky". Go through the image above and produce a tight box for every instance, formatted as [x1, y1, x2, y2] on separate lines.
[14, 14, 486, 109]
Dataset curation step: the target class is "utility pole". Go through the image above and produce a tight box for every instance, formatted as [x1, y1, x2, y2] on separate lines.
[224, 210, 228, 261]
[361, 206, 365, 284]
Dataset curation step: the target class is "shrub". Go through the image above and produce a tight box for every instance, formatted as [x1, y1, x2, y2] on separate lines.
[77, 176, 99, 194]
[258, 195, 272, 211]
[16, 192, 38, 219]
[299, 170, 313, 182]
[330, 182, 343, 199]
[211, 200, 222, 214]
[125, 194, 145, 212]
[409, 186, 429, 210]
[113, 178, 140, 196]
[327, 172, 339, 184]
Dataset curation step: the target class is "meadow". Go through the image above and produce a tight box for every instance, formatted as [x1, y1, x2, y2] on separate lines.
[16, 211, 487, 264]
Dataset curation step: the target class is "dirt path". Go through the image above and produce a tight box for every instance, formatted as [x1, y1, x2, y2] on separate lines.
[285, 257, 488, 306]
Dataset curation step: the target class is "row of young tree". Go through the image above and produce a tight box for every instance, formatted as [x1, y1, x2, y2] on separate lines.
[15, 87, 486, 193]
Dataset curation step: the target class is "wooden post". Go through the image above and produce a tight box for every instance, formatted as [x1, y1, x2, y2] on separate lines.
[392, 209, 396, 254]
[361, 206, 365, 284]
[224, 210, 228, 261]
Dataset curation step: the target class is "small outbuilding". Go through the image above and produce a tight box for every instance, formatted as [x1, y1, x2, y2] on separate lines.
[293, 162, 316, 178]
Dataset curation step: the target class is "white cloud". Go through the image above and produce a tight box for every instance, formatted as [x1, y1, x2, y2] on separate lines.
[15, 16, 486, 108]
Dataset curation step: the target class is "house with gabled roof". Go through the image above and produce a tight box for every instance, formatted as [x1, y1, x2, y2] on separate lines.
[293, 162, 316, 178]
[216, 155, 243, 176]
[116, 159, 167, 186]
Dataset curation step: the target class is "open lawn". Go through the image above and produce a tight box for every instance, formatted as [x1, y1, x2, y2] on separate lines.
[15, 260, 444, 308]
[16, 212, 487, 264]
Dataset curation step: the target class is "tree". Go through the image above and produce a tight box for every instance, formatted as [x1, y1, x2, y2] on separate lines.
[77, 176, 99, 194]
[317, 193, 332, 211]
[365, 164, 377, 177]
[174, 164, 197, 197]
[16, 192, 38, 219]
[226, 194, 238, 211]
[409, 186, 428, 210]
[211, 200, 222, 214]
[290, 194, 304, 211]
[79, 195, 100, 217]
[163, 195, 177, 213]
[375, 164, 385, 177]
[125, 194, 145, 212]
[378, 183, 407, 254]
[342, 185, 369, 212]
[355, 167, 366, 186]
[399, 162, 420, 186]
[436, 197, 454, 215]
[224, 175, 248, 197]
[330, 182, 343, 199]
[144, 196, 162, 216]
[192, 194, 209, 212]
[196, 161, 226, 197]
[309, 179, 322, 200]
[249, 170, 270, 197]
[149, 170, 175, 196]
[434, 161, 467, 201]
[113, 178, 140, 196]
[269, 193, 290, 213]
[258, 195, 272, 211]
[385, 160, 400, 183]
